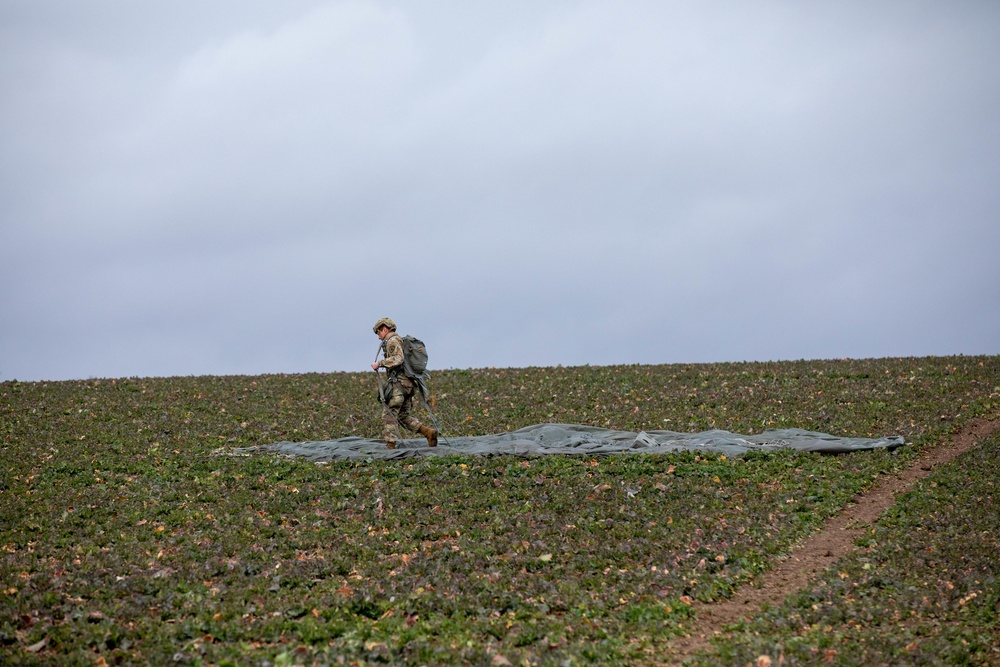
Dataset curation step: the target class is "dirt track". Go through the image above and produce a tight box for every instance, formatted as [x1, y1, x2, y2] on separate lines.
[659, 417, 1000, 665]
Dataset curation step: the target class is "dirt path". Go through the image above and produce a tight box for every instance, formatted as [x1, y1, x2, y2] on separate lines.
[659, 416, 1000, 665]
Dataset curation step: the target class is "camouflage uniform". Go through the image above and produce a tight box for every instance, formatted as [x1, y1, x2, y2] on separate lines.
[377, 332, 430, 446]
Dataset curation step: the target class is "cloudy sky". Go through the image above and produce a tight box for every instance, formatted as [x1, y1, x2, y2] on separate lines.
[2, 1, 998, 382]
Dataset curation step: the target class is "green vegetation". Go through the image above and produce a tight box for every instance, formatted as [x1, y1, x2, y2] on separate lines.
[695, 431, 1000, 667]
[1, 355, 998, 665]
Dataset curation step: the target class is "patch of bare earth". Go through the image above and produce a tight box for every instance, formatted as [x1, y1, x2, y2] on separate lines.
[657, 416, 1000, 666]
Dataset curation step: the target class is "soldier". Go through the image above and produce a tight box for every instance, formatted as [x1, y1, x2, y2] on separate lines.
[371, 318, 438, 450]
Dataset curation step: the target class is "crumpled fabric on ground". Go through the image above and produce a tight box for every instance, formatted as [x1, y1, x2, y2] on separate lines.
[232, 424, 904, 461]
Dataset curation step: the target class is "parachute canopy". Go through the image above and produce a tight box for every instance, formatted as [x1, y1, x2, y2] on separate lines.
[236, 423, 904, 461]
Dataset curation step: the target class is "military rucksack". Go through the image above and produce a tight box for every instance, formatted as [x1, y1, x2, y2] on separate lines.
[400, 335, 429, 379]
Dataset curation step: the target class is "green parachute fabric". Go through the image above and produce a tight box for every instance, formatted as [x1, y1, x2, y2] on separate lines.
[233, 424, 904, 461]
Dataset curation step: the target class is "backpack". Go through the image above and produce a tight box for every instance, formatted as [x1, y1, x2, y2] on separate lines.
[400, 335, 429, 379]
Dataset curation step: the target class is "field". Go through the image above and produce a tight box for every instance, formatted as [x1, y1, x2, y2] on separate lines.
[2, 355, 998, 666]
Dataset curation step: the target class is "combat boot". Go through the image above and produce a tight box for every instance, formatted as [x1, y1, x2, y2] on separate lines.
[418, 425, 438, 447]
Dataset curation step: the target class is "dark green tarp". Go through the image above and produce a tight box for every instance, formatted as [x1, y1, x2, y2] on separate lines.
[234, 424, 904, 461]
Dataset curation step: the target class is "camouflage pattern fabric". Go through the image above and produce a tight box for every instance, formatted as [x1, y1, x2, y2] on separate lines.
[381, 375, 428, 445]
[377, 333, 404, 371]
[377, 333, 427, 445]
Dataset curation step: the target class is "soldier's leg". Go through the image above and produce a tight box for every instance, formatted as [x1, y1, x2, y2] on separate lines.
[382, 384, 406, 449]
[397, 390, 422, 433]
[399, 391, 437, 447]
[381, 406, 399, 449]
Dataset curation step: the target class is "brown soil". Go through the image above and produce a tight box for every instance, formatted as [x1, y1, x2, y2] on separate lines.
[658, 416, 1000, 666]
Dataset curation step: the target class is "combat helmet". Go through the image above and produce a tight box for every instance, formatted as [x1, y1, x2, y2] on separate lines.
[373, 317, 396, 333]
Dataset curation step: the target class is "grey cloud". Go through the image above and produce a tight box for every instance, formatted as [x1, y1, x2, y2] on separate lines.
[2, 1, 998, 381]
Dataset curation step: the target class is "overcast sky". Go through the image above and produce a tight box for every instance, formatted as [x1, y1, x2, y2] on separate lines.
[2, 1, 998, 382]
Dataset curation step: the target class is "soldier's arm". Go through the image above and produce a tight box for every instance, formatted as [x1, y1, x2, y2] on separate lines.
[378, 337, 404, 369]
